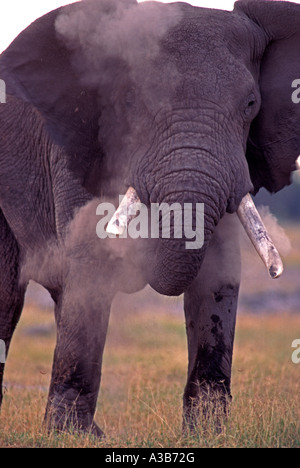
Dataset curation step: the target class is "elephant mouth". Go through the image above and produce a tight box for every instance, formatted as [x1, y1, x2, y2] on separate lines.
[106, 187, 284, 291]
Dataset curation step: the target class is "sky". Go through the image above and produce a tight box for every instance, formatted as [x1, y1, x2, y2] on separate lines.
[0, 0, 237, 53]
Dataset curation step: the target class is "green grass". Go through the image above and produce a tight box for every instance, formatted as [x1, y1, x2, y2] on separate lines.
[0, 304, 299, 448]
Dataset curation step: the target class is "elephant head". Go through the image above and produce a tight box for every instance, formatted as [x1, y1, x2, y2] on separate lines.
[0, 0, 299, 296]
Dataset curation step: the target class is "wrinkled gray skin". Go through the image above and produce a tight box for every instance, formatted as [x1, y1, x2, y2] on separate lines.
[0, 0, 299, 436]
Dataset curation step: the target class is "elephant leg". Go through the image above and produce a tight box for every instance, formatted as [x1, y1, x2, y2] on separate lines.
[183, 213, 241, 432]
[0, 211, 26, 407]
[44, 270, 112, 437]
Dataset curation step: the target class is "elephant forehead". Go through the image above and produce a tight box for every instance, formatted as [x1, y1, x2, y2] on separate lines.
[162, 11, 257, 71]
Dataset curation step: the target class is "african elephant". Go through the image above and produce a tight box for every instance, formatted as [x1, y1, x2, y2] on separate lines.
[0, 0, 299, 436]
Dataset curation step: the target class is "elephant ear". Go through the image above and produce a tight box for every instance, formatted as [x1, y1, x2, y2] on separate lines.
[0, 6, 100, 170]
[234, 0, 300, 194]
[0, 0, 137, 178]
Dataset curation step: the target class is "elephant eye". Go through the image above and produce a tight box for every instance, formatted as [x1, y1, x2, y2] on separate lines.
[244, 94, 257, 117]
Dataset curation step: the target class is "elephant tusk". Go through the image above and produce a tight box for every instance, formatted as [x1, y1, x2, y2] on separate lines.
[106, 187, 141, 236]
[295, 156, 300, 171]
[237, 194, 284, 279]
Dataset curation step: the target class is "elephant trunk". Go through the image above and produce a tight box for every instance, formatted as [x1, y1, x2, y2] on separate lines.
[145, 177, 225, 296]
[148, 202, 216, 296]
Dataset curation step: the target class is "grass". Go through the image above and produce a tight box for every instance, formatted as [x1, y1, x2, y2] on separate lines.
[0, 303, 299, 448]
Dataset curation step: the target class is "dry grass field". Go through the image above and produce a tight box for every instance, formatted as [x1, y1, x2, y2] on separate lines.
[0, 304, 299, 448]
[0, 222, 300, 448]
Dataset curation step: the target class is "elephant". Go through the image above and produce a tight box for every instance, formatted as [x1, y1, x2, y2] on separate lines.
[0, 0, 299, 437]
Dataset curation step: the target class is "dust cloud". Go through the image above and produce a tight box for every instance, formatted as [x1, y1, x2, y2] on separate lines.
[55, 0, 182, 90]
[21, 198, 149, 302]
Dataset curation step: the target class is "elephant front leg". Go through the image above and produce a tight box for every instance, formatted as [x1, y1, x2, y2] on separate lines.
[45, 282, 111, 437]
[183, 214, 241, 433]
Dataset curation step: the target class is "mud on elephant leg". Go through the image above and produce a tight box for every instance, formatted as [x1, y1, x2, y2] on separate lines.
[183, 214, 241, 433]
